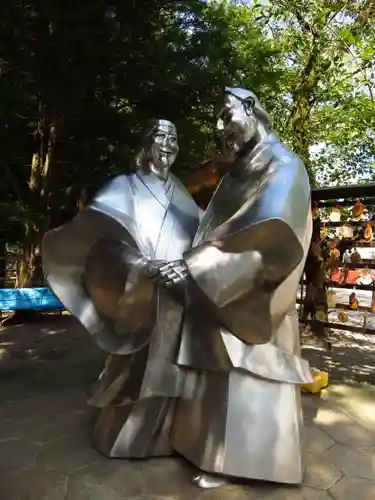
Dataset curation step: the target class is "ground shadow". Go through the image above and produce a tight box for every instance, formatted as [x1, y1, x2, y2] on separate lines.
[302, 331, 375, 384]
[0, 315, 104, 402]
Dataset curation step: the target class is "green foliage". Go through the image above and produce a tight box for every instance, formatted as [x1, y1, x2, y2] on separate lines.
[255, 0, 375, 185]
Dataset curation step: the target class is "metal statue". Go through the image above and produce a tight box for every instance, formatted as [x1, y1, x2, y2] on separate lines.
[43, 91, 313, 488]
[169, 88, 313, 487]
[42, 119, 201, 457]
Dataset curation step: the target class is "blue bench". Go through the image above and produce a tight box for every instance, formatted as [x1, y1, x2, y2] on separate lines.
[0, 287, 64, 320]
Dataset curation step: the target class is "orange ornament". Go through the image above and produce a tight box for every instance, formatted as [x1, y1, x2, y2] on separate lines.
[364, 223, 373, 242]
[349, 291, 359, 310]
[352, 199, 364, 219]
[320, 222, 327, 240]
[338, 311, 349, 322]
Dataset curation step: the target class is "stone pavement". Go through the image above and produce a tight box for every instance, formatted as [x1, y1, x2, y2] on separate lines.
[1, 316, 375, 499]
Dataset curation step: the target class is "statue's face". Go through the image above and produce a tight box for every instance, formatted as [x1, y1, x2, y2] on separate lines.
[149, 121, 179, 179]
[217, 93, 257, 157]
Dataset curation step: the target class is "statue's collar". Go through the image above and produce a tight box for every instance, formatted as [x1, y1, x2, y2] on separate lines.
[135, 171, 174, 208]
[230, 134, 276, 179]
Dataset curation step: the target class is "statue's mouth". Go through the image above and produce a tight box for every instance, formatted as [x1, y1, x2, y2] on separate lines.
[159, 149, 172, 156]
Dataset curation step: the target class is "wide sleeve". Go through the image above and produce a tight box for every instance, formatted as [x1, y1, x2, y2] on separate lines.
[184, 157, 311, 345]
[42, 176, 158, 355]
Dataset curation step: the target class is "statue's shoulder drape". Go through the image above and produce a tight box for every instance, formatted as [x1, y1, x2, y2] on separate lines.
[184, 142, 312, 345]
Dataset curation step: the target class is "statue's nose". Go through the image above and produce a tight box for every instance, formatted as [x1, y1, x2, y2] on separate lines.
[222, 106, 232, 119]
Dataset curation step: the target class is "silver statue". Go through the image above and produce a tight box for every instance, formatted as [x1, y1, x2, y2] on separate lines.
[42, 119, 201, 457]
[42, 90, 313, 488]
[169, 88, 313, 487]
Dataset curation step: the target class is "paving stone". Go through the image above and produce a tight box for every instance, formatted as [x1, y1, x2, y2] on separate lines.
[302, 395, 336, 427]
[26, 409, 88, 445]
[304, 452, 342, 490]
[0, 417, 32, 441]
[263, 486, 334, 499]
[138, 457, 199, 500]
[326, 444, 375, 481]
[0, 397, 46, 420]
[303, 394, 324, 411]
[314, 407, 375, 447]
[290, 487, 333, 500]
[329, 476, 375, 500]
[135, 496, 194, 500]
[36, 434, 101, 474]
[327, 384, 375, 433]
[305, 426, 335, 453]
[195, 483, 265, 500]
[194, 484, 334, 500]
[66, 460, 144, 500]
[0, 409, 87, 444]
[0, 439, 40, 478]
[0, 466, 68, 500]
[0, 390, 85, 421]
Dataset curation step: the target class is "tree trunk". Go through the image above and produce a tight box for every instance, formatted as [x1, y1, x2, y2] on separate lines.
[17, 224, 41, 289]
[15, 9, 56, 291]
[0, 240, 5, 288]
[302, 219, 330, 346]
[16, 122, 55, 288]
[77, 187, 87, 212]
[11, 104, 56, 324]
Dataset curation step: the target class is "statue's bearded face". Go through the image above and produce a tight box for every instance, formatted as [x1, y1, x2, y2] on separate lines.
[217, 93, 257, 157]
[149, 121, 179, 179]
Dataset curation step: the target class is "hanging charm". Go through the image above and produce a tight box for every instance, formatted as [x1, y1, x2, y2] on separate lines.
[328, 243, 340, 272]
[339, 223, 354, 239]
[352, 199, 364, 220]
[338, 311, 349, 323]
[364, 223, 373, 242]
[320, 222, 327, 240]
[349, 288, 359, 310]
[357, 267, 372, 286]
[315, 310, 327, 322]
[326, 289, 337, 308]
[329, 204, 342, 222]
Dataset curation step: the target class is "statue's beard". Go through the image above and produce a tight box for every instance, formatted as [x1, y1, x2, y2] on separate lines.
[222, 138, 239, 160]
[222, 129, 245, 159]
[150, 154, 175, 178]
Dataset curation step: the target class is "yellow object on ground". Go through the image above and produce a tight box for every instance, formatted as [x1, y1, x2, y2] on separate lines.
[301, 370, 329, 394]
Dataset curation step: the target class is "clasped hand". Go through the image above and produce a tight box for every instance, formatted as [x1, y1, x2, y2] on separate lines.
[147, 259, 188, 290]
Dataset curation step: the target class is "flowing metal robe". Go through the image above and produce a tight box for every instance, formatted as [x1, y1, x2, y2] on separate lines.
[42, 171, 200, 457]
[172, 134, 313, 484]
